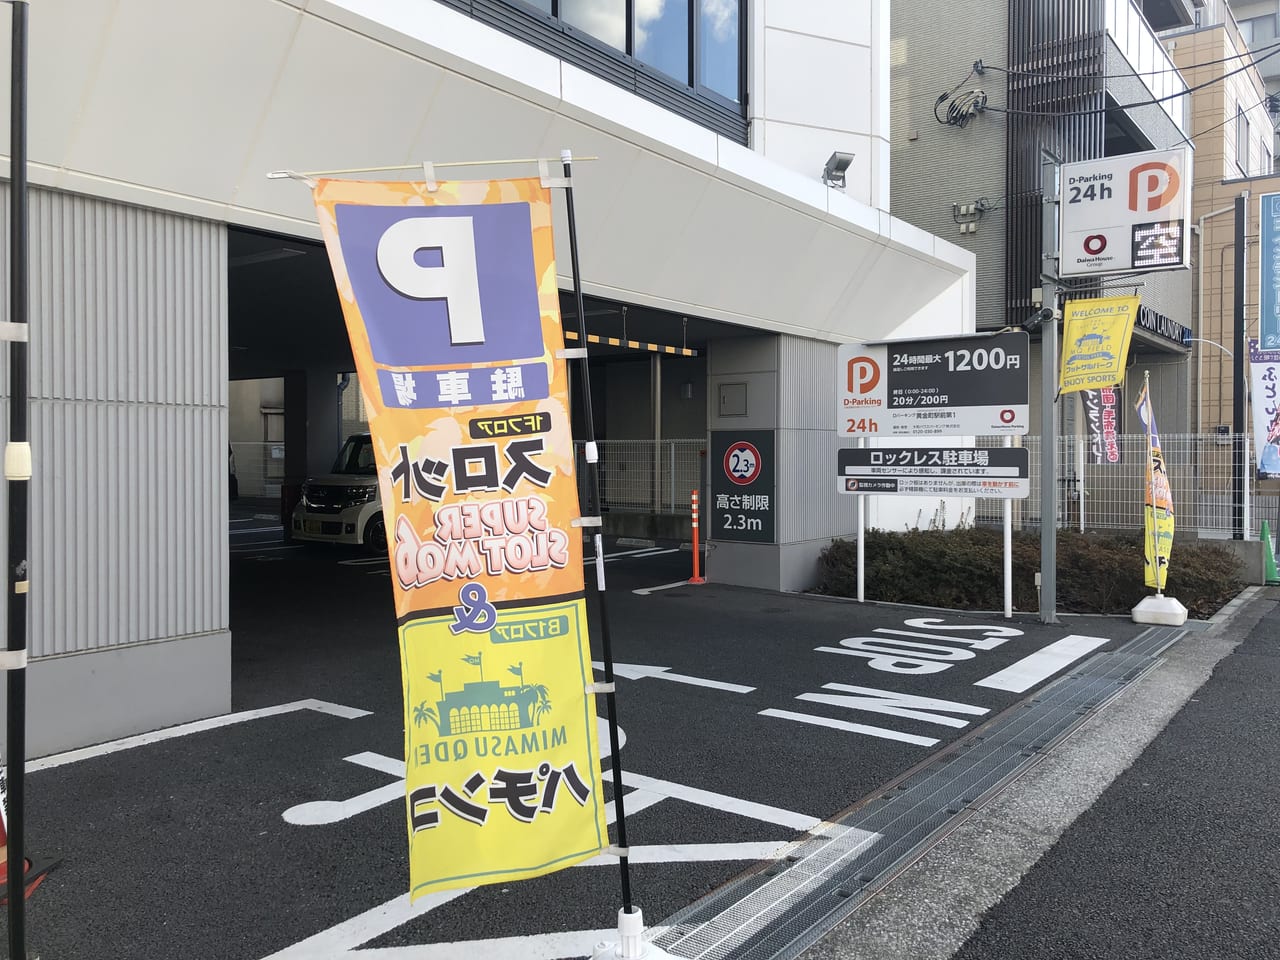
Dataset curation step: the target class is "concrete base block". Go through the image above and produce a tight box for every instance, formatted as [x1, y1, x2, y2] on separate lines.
[1131, 594, 1189, 626]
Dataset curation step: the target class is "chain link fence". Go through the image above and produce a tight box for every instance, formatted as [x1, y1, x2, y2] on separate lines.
[230, 442, 287, 499]
[576, 440, 707, 515]
[975, 433, 1280, 539]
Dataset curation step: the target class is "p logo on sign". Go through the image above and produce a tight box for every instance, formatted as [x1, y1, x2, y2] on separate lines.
[1128, 161, 1179, 213]
[847, 356, 881, 395]
[335, 202, 545, 368]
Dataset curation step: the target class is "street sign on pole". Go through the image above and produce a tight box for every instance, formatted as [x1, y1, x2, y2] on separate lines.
[837, 331, 1030, 438]
[1058, 147, 1192, 278]
[837, 446, 1030, 498]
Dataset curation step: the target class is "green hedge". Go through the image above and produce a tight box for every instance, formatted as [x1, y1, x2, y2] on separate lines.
[815, 528, 1243, 620]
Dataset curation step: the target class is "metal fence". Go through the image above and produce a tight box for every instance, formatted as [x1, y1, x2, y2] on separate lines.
[975, 433, 1280, 540]
[576, 440, 707, 515]
[230, 441, 286, 499]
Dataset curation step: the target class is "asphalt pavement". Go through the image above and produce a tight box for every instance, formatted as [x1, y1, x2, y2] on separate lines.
[10, 503, 1236, 960]
[804, 585, 1280, 960]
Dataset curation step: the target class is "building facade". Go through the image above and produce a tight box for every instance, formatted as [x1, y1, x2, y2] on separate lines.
[1169, 9, 1278, 436]
[0, 0, 972, 755]
[891, 0, 1197, 445]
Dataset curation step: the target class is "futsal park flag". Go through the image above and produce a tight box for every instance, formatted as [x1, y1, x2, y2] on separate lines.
[313, 177, 607, 900]
[1059, 295, 1139, 395]
[1134, 378, 1174, 591]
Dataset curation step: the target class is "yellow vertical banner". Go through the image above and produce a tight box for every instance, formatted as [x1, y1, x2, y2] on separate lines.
[1135, 378, 1174, 590]
[1059, 296, 1139, 395]
[312, 177, 607, 900]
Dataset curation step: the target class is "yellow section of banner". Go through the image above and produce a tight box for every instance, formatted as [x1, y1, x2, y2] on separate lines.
[312, 177, 606, 899]
[1135, 379, 1174, 591]
[1059, 296, 1139, 395]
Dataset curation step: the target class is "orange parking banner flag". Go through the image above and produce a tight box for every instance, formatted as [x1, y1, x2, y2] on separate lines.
[312, 178, 607, 900]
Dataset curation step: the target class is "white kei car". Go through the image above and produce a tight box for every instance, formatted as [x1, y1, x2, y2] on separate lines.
[290, 433, 387, 553]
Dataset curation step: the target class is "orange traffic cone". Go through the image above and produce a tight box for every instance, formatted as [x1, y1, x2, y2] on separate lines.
[0, 803, 56, 905]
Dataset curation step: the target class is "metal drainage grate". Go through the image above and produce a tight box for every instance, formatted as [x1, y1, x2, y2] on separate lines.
[649, 626, 1181, 960]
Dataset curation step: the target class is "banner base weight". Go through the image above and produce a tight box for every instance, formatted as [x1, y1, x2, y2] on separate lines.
[592, 907, 677, 960]
[1131, 595, 1188, 626]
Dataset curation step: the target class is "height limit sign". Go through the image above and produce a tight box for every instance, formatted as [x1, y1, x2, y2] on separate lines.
[837, 331, 1030, 438]
[710, 431, 775, 543]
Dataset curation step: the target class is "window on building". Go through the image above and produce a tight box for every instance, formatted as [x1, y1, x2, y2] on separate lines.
[1238, 105, 1251, 175]
[636, 0, 691, 85]
[450, 0, 746, 140]
[1263, 139, 1274, 176]
[699, 0, 741, 103]
[561, 0, 626, 51]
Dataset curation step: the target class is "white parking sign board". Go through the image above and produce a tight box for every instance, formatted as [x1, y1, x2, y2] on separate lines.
[1059, 147, 1191, 278]
[837, 331, 1030, 438]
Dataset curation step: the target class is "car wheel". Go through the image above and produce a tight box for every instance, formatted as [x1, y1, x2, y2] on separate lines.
[363, 514, 387, 555]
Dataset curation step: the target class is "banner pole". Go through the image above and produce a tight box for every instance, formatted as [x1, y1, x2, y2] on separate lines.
[559, 150, 634, 915]
[6, 3, 31, 956]
[1143, 372, 1161, 597]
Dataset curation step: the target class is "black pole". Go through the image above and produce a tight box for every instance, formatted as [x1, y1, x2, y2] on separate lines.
[7, 1, 30, 956]
[560, 151, 633, 914]
[1233, 193, 1246, 541]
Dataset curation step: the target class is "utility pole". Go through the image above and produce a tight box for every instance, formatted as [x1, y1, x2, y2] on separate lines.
[1233, 191, 1247, 540]
[1040, 155, 1060, 624]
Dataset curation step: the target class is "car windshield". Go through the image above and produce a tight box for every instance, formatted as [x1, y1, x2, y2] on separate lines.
[330, 435, 377, 475]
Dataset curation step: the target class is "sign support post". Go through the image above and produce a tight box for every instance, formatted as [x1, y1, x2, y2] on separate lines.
[1234, 191, 1248, 541]
[1040, 154, 1061, 625]
[856, 438, 865, 604]
[1003, 436, 1013, 619]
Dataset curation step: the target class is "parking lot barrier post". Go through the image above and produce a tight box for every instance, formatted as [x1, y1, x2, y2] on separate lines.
[689, 490, 705, 584]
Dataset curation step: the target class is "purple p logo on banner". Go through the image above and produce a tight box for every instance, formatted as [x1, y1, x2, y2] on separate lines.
[335, 202, 545, 368]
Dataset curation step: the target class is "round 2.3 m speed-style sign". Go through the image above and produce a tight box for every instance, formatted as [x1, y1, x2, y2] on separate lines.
[723, 441, 761, 486]
[709, 431, 775, 543]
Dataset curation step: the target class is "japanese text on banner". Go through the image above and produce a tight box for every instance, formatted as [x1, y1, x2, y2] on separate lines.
[1250, 339, 1280, 478]
[1135, 380, 1174, 591]
[313, 177, 607, 901]
[1060, 296, 1138, 395]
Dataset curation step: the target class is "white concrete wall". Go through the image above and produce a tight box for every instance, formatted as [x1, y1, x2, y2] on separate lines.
[0, 0, 965, 350]
[751, 0, 889, 210]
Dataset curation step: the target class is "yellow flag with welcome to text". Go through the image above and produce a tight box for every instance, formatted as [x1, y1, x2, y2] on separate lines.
[1060, 296, 1138, 395]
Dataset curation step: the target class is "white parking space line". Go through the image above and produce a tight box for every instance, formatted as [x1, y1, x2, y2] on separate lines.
[28, 699, 372, 772]
[577, 841, 790, 867]
[230, 526, 284, 536]
[973, 634, 1111, 693]
[602, 770, 819, 832]
[759, 709, 940, 748]
[231, 545, 303, 554]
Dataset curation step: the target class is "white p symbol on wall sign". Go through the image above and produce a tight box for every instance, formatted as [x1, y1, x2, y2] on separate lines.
[377, 217, 486, 346]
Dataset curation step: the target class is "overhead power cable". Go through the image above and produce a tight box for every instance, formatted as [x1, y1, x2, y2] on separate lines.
[935, 42, 1280, 125]
[977, 37, 1280, 81]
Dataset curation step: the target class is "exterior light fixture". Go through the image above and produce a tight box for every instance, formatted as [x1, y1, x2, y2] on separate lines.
[822, 152, 855, 188]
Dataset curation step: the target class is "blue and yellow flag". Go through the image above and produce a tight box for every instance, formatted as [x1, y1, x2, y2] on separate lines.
[1135, 377, 1174, 590]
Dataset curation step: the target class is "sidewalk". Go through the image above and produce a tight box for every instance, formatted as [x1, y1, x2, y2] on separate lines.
[803, 586, 1280, 960]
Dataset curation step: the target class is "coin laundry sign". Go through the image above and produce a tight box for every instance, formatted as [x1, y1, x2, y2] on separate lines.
[1059, 147, 1192, 278]
[313, 177, 607, 901]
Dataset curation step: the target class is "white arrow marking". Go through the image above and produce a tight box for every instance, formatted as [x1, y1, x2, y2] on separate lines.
[592, 661, 755, 694]
[632, 580, 694, 595]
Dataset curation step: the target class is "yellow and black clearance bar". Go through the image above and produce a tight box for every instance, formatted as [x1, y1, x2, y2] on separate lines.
[562, 328, 698, 357]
